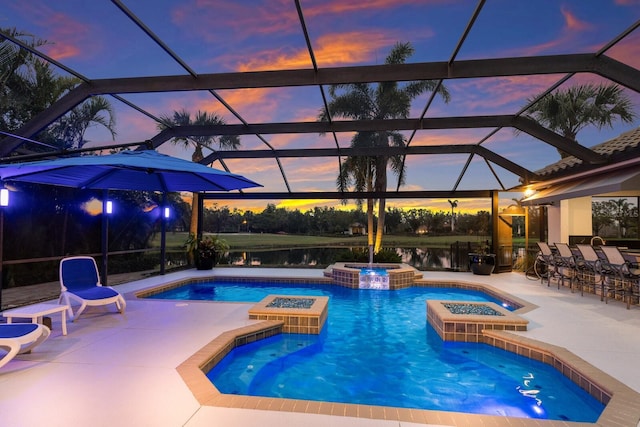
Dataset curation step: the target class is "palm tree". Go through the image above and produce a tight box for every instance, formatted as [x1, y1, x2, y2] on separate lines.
[524, 83, 636, 158]
[319, 42, 450, 253]
[1, 28, 115, 150]
[0, 28, 40, 85]
[49, 96, 117, 149]
[448, 199, 458, 232]
[1, 28, 51, 132]
[608, 198, 633, 238]
[158, 109, 240, 239]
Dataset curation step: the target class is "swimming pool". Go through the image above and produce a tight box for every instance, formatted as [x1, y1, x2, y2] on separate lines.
[148, 281, 604, 422]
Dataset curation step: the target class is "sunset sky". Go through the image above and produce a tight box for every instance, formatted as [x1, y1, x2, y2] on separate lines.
[2, 0, 639, 214]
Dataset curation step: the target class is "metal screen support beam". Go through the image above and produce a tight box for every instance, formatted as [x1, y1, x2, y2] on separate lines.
[160, 193, 167, 275]
[491, 191, 499, 256]
[101, 190, 109, 287]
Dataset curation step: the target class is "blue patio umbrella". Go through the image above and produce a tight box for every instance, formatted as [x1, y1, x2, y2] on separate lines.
[0, 149, 262, 192]
[0, 150, 261, 295]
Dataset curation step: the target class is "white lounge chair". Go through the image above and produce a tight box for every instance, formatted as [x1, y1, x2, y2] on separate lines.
[0, 323, 50, 369]
[59, 256, 126, 321]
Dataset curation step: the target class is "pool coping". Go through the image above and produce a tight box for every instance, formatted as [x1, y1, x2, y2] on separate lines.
[139, 276, 640, 426]
[133, 275, 533, 313]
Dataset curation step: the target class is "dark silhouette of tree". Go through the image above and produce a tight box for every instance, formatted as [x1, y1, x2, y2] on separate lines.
[157, 110, 240, 240]
[319, 42, 450, 253]
[524, 83, 636, 158]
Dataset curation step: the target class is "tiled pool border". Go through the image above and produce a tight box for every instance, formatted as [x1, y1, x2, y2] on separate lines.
[134, 275, 334, 299]
[139, 276, 640, 426]
[134, 275, 530, 312]
[427, 300, 529, 342]
[176, 321, 640, 427]
[248, 295, 328, 334]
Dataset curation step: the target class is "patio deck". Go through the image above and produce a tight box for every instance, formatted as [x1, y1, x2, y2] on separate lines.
[1, 268, 639, 427]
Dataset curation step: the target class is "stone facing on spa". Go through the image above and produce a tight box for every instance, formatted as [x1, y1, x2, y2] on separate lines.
[427, 300, 528, 343]
[249, 294, 328, 334]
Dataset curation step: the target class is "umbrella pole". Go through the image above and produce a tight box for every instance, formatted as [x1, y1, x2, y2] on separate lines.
[0, 208, 4, 311]
[160, 193, 167, 275]
[197, 193, 204, 239]
[101, 190, 109, 286]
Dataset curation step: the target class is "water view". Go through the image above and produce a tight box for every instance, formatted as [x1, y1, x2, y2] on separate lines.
[225, 246, 471, 270]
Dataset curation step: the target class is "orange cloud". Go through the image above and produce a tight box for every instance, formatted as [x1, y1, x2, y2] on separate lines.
[410, 129, 494, 146]
[448, 75, 561, 114]
[607, 32, 640, 69]
[560, 6, 592, 32]
[302, 0, 429, 17]
[18, 2, 93, 61]
[514, 5, 594, 56]
[171, 0, 298, 42]
[232, 30, 395, 72]
[173, 0, 430, 42]
[211, 88, 283, 121]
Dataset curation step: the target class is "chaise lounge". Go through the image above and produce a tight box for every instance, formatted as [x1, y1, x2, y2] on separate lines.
[59, 256, 126, 321]
[0, 323, 50, 369]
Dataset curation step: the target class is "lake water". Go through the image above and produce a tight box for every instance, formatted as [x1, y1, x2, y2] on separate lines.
[226, 246, 471, 271]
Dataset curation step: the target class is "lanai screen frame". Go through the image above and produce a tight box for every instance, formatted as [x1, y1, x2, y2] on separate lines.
[0, 3, 638, 202]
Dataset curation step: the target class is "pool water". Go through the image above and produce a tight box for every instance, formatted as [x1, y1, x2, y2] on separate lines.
[149, 281, 604, 421]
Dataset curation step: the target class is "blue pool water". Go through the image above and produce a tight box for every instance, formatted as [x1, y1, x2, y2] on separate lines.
[148, 281, 604, 421]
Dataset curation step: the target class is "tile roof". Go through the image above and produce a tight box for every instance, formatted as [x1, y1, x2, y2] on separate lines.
[535, 127, 640, 178]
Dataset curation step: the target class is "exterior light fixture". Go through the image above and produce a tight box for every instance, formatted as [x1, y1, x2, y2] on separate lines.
[164, 207, 170, 218]
[0, 188, 8, 207]
[106, 200, 113, 214]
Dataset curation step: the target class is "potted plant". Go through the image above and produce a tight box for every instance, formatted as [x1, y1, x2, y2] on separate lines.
[468, 241, 496, 275]
[185, 233, 230, 270]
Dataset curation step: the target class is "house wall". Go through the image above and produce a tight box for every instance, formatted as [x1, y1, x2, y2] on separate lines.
[548, 197, 592, 244]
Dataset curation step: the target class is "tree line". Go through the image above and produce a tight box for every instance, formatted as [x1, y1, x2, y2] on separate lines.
[592, 198, 639, 238]
[201, 202, 491, 237]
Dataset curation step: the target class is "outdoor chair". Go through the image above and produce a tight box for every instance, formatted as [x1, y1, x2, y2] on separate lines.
[0, 323, 50, 369]
[553, 243, 578, 291]
[59, 256, 126, 321]
[574, 244, 604, 297]
[598, 246, 639, 309]
[536, 242, 557, 286]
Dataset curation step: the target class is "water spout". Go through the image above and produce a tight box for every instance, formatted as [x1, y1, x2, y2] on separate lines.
[359, 266, 389, 290]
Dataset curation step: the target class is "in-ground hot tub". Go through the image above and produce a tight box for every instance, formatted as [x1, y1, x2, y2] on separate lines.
[427, 300, 529, 342]
[324, 262, 422, 289]
[248, 294, 328, 334]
